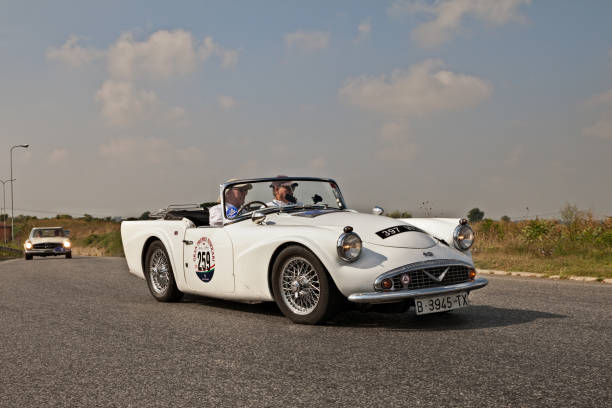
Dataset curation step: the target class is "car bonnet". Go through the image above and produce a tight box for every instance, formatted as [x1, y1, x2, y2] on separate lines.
[272, 210, 437, 249]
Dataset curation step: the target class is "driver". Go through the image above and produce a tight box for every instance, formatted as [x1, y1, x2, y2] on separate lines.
[209, 180, 252, 226]
[267, 176, 302, 207]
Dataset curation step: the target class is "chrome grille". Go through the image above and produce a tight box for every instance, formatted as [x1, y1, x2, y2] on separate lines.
[33, 242, 63, 249]
[391, 264, 470, 290]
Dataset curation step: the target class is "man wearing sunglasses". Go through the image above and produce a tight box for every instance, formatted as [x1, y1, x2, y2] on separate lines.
[267, 175, 302, 207]
[209, 180, 252, 226]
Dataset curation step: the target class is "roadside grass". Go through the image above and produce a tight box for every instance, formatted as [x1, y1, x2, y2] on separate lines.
[0, 241, 23, 260]
[74, 230, 124, 257]
[471, 214, 612, 279]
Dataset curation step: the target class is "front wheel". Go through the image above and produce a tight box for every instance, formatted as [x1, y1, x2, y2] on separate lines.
[272, 246, 340, 324]
[144, 241, 183, 302]
[65, 253, 72, 259]
[25, 254, 33, 260]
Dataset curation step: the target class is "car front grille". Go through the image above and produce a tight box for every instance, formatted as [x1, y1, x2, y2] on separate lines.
[33, 242, 63, 249]
[389, 264, 470, 291]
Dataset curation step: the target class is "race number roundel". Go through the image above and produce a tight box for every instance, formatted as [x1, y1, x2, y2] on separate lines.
[193, 236, 216, 282]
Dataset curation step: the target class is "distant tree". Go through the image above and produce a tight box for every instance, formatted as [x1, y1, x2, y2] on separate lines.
[388, 210, 412, 219]
[126, 217, 138, 221]
[467, 208, 485, 223]
[560, 203, 580, 226]
[83, 214, 93, 222]
[139, 211, 151, 220]
[56, 214, 73, 219]
[501, 215, 511, 222]
[201, 202, 218, 209]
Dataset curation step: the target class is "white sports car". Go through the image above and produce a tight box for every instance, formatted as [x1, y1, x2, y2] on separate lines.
[121, 177, 487, 324]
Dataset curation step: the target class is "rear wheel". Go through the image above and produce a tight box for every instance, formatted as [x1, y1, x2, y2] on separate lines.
[144, 241, 183, 302]
[272, 246, 340, 324]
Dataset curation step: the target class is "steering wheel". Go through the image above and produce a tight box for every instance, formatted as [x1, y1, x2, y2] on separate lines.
[238, 201, 269, 214]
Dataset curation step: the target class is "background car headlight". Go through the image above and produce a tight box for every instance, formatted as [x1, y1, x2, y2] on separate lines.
[337, 232, 362, 262]
[25, 241, 32, 250]
[63, 241, 71, 248]
[453, 224, 474, 250]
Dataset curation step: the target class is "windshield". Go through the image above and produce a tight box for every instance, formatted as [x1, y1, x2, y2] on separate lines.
[31, 228, 66, 238]
[222, 178, 346, 221]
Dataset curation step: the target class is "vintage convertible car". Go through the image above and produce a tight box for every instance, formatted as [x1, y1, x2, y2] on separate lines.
[121, 177, 487, 324]
[24, 227, 72, 260]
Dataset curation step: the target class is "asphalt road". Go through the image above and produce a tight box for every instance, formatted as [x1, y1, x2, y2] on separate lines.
[1, 257, 610, 407]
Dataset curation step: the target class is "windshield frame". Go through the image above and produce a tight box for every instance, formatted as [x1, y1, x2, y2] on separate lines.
[30, 228, 66, 238]
[219, 177, 347, 224]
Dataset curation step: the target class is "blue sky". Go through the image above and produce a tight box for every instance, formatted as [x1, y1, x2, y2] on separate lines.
[1, 0, 611, 218]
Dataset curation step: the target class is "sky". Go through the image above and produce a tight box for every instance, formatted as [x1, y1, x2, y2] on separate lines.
[1, 0, 611, 219]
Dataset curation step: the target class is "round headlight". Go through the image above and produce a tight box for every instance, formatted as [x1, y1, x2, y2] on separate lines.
[453, 224, 474, 250]
[337, 232, 362, 262]
[25, 241, 32, 249]
[63, 241, 71, 248]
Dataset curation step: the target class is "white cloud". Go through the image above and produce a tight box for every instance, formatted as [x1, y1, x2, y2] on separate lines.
[504, 144, 524, 167]
[48, 148, 69, 165]
[308, 156, 328, 170]
[46, 35, 105, 67]
[99, 137, 203, 163]
[582, 117, 612, 141]
[356, 20, 372, 42]
[388, 0, 531, 47]
[284, 30, 330, 52]
[50, 30, 239, 125]
[107, 30, 198, 80]
[585, 88, 612, 106]
[376, 121, 420, 161]
[218, 95, 236, 110]
[95, 80, 166, 125]
[199, 36, 239, 68]
[339, 59, 491, 117]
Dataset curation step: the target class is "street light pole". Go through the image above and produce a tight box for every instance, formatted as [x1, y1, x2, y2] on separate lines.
[10, 144, 29, 241]
[0, 179, 15, 243]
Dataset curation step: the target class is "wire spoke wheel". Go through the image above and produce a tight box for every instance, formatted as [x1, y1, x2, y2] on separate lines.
[280, 257, 321, 315]
[149, 248, 170, 295]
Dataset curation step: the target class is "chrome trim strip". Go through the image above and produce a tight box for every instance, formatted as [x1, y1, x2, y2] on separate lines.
[373, 259, 474, 289]
[348, 278, 488, 304]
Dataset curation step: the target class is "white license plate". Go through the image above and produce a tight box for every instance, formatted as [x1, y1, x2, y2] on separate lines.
[415, 291, 469, 315]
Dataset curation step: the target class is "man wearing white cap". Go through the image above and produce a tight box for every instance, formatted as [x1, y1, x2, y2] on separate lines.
[209, 179, 252, 226]
[267, 175, 302, 207]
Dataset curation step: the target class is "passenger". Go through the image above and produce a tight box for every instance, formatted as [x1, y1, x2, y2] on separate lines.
[209, 180, 252, 227]
[267, 175, 302, 207]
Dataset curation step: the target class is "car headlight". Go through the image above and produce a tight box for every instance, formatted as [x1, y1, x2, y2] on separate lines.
[25, 241, 32, 250]
[453, 224, 474, 250]
[63, 241, 71, 248]
[337, 231, 362, 262]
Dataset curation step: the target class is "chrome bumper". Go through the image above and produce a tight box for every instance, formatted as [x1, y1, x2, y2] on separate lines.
[347, 278, 488, 304]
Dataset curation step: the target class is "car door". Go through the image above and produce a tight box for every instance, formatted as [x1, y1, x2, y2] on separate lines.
[183, 226, 234, 295]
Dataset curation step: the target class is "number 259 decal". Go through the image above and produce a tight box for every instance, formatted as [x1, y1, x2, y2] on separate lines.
[193, 236, 216, 282]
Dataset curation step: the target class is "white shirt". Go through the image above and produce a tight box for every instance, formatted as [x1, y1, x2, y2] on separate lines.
[266, 199, 303, 208]
[208, 204, 223, 226]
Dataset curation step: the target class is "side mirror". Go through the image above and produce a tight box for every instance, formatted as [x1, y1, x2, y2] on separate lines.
[64, 230, 71, 237]
[372, 206, 384, 216]
[251, 211, 266, 225]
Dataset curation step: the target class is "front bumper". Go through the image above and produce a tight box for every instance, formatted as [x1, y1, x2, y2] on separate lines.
[347, 278, 488, 304]
[25, 248, 71, 256]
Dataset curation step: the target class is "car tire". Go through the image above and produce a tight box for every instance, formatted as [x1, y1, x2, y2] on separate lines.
[25, 254, 33, 260]
[144, 240, 183, 302]
[272, 245, 340, 325]
[65, 253, 72, 259]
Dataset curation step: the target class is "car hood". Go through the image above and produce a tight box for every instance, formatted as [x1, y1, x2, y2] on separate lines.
[29, 237, 68, 244]
[269, 210, 437, 249]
